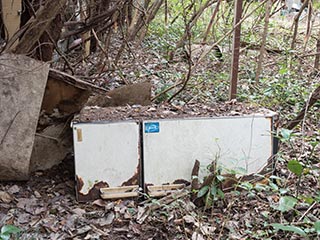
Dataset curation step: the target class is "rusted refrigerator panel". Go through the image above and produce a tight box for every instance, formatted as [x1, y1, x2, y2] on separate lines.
[72, 121, 140, 201]
[142, 114, 276, 194]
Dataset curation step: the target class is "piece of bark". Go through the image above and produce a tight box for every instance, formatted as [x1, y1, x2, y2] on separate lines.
[86, 81, 152, 107]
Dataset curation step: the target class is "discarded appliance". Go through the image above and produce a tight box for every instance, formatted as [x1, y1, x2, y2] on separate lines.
[142, 115, 276, 196]
[72, 105, 277, 201]
[72, 121, 141, 202]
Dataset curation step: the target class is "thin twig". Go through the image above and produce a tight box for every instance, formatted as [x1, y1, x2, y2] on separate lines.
[298, 202, 317, 222]
[290, 0, 309, 50]
[35, 133, 60, 143]
[255, 0, 272, 83]
[167, 19, 193, 102]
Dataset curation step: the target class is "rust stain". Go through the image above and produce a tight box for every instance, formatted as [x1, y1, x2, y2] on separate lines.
[121, 164, 139, 186]
[76, 175, 109, 202]
[173, 179, 190, 186]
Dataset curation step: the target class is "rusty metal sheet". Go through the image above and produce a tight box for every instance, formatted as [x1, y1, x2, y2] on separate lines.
[143, 114, 277, 186]
[72, 121, 140, 201]
[0, 54, 49, 180]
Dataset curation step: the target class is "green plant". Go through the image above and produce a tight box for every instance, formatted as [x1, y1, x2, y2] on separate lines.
[270, 223, 307, 237]
[197, 160, 225, 210]
[0, 225, 21, 240]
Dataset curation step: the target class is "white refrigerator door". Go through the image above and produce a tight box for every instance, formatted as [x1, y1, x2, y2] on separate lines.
[73, 121, 140, 200]
[143, 116, 274, 186]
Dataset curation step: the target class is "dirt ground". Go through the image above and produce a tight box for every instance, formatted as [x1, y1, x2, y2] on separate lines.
[1, 139, 319, 240]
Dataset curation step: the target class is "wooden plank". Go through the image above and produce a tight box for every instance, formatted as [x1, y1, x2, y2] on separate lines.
[1, 0, 21, 45]
[101, 192, 139, 199]
[147, 184, 185, 191]
[147, 184, 186, 198]
[100, 185, 139, 193]
[100, 185, 139, 199]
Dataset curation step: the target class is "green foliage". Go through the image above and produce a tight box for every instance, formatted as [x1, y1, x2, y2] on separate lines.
[314, 221, 320, 235]
[314, 2, 320, 10]
[196, 160, 225, 210]
[0, 225, 21, 240]
[238, 58, 311, 115]
[197, 185, 209, 198]
[287, 160, 303, 177]
[279, 128, 294, 142]
[270, 223, 306, 237]
[273, 196, 298, 212]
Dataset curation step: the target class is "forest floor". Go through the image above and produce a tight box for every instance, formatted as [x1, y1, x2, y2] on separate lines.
[0, 141, 319, 240]
[1, 11, 320, 240]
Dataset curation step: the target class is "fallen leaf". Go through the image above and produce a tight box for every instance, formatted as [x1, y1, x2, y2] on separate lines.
[7, 185, 20, 194]
[200, 224, 216, 235]
[17, 213, 30, 224]
[74, 225, 92, 236]
[92, 199, 107, 208]
[192, 232, 205, 240]
[34, 191, 42, 198]
[137, 206, 149, 224]
[105, 202, 115, 211]
[72, 208, 86, 216]
[173, 218, 184, 225]
[183, 215, 196, 224]
[93, 212, 114, 226]
[0, 191, 13, 203]
[83, 211, 105, 219]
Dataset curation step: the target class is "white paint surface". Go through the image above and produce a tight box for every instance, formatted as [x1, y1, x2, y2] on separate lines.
[73, 121, 140, 194]
[285, 0, 302, 10]
[143, 115, 274, 185]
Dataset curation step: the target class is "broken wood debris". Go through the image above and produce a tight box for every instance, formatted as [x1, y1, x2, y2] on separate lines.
[100, 185, 140, 199]
[146, 184, 185, 198]
[30, 69, 108, 173]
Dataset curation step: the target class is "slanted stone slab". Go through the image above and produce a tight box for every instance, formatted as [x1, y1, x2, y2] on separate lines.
[0, 54, 49, 180]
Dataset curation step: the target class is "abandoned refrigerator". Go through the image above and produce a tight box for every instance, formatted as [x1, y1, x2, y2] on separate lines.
[72, 104, 278, 201]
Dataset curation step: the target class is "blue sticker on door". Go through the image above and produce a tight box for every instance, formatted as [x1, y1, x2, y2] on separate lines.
[145, 122, 160, 133]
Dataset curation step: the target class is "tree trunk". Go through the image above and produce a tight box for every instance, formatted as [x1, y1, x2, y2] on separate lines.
[255, 0, 271, 83]
[229, 0, 243, 100]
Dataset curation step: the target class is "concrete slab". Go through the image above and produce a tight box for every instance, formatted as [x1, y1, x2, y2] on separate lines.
[0, 54, 49, 180]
